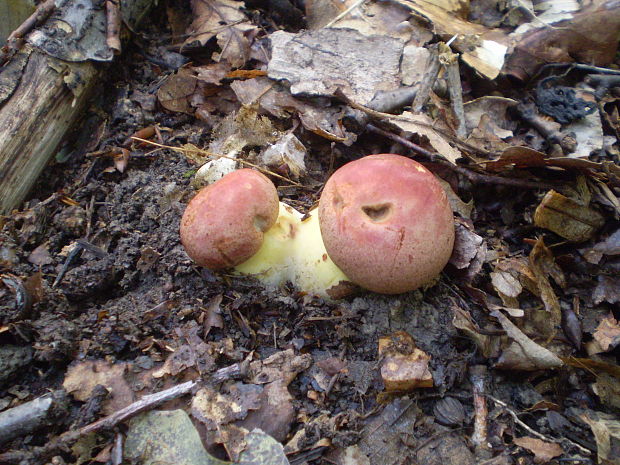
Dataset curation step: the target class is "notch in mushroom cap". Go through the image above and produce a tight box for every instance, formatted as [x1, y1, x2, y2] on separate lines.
[318, 154, 455, 294]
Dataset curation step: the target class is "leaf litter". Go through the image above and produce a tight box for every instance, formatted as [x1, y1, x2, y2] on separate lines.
[1, 0, 620, 464]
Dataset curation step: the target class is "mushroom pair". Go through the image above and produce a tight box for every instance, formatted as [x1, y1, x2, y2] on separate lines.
[180, 154, 455, 298]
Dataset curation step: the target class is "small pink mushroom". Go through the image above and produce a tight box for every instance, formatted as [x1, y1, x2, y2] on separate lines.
[318, 154, 455, 294]
[180, 169, 279, 269]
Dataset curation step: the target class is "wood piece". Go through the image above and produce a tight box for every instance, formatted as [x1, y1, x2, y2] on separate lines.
[0, 0, 156, 215]
[0, 390, 68, 446]
[0, 0, 55, 64]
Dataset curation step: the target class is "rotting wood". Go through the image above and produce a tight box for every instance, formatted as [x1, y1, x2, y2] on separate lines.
[0, 0, 156, 215]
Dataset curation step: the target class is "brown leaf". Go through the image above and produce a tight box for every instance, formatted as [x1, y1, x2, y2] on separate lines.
[593, 314, 620, 352]
[27, 242, 53, 266]
[203, 294, 224, 336]
[528, 237, 563, 337]
[491, 310, 563, 371]
[157, 69, 197, 114]
[513, 437, 563, 464]
[449, 219, 484, 271]
[452, 305, 500, 359]
[186, 0, 256, 68]
[580, 410, 620, 465]
[534, 190, 605, 242]
[63, 360, 134, 414]
[593, 276, 620, 305]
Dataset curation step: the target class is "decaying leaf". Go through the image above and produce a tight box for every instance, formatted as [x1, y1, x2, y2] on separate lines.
[63, 360, 134, 414]
[231, 77, 354, 143]
[268, 28, 403, 104]
[580, 410, 620, 465]
[437, 178, 473, 219]
[260, 132, 307, 179]
[528, 237, 564, 337]
[583, 228, 620, 263]
[593, 276, 620, 305]
[592, 373, 620, 411]
[513, 436, 563, 464]
[237, 429, 289, 465]
[452, 305, 500, 358]
[534, 190, 605, 242]
[491, 310, 563, 371]
[448, 219, 486, 281]
[157, 69, 197, 114]
[378, 331, 433, 391]
[592, 314, 620, 353]
[463, 96, 517, 139]
[391, 112, 462, 164]
[186, 0, 256, 68]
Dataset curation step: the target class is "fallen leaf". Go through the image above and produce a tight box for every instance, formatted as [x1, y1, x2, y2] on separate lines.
[593, 314, 620, 353]
[490, 269, 522, 308]
[157, 69, 197, 114]
[260, 132, 307, 179]
[491, 310, 563, 371]
[452, 305, 500, 359]
[391, 112, 462, 164]
[592, 373, 620, 411]
[186, 0, 256, 68]
[63, 360, 134, 414]
[528, 237, 563, 337]
[437, 178, 474, 219]
[203, 294, 224, 336]
[463, 96, 517, 139]
[534, 190, 605, 242]
[593, 276, 620, 305]
[580, 410, 620, 465]
[27, 242, 53, 266]
[513, 436, 563, 464]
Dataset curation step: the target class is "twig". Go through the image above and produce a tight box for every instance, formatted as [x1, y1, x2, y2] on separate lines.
[488, 395, 592, 455]
[105, 0, 122, 54]
[470, 365, 491, 458]
[515, 104, 576, 154]
[0, 0, 56, 64]
[131, 137, 306, 188]
[439, 43, 467, 139]
[323, 0, 367, 28]
[366, 124, 557, 190]
[412, 44, 440, 113]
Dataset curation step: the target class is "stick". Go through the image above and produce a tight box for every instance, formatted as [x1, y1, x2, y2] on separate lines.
[488, 396, 592, 455]
[470, 365, 491, 458]
[366, 123, 557, 190]
[0, 0, 56, 64]
[439, 43, 467, 139]
[412, 44, 440, 113]
[105, 0, 122, 55]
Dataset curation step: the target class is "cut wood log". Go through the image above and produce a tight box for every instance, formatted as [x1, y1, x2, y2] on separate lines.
[0, 0, 155, 215]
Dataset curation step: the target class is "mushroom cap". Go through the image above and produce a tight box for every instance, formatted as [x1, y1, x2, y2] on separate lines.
[318, 154, 455, 294]
[180, 169, 279, 269]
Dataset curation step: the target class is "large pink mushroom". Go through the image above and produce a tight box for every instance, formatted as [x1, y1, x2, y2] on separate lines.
[318, 154, 455, 294]
[180, 169, 279, 269]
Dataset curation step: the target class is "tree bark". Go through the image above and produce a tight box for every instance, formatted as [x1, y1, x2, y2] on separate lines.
[0, 0, 155, 215]
[0, 49, 98, 214]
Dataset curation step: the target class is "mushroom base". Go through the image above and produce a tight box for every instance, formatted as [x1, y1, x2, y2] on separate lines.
[234, 203, 352, 299]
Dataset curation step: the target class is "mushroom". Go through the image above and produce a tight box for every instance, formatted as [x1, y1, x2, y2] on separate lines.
[318, 154, 455, 294]
[179, 169, 279, 269]
[180, 169, 350, 298]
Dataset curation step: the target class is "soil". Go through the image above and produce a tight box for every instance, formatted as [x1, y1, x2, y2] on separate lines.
[0, 2, 619, 465]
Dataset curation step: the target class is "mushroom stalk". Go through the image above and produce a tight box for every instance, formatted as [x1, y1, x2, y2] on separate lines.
[234, 202, 351, 298]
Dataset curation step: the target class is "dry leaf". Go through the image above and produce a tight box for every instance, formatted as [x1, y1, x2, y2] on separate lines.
[27, 242, 53, 266]
[186, 0, 256, 68]
[534, 190, 605, 242]
[491, 310, 563, 371]
[513, 437, 563, 464]
[391, 112, 462, 164]
[63, 360, 134, 414]
[580, 410, 620, 465]
[593, 314, 620, 353]
[452, 305, 500, 358]
[260, 132, 307, 179]
[437, 178, 473, 219]
[593, 276, 620, 305]
[528, 237, 563, 336]
[157, 69, 197, 114]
